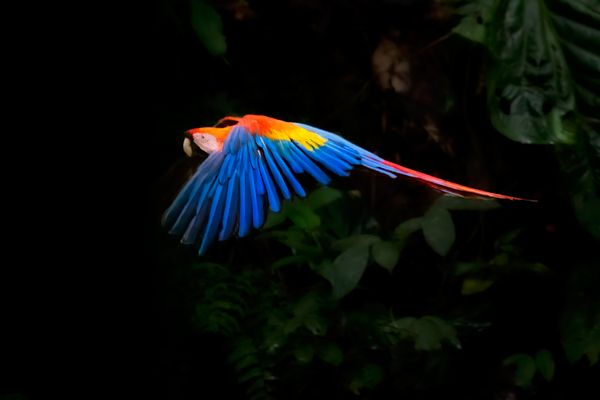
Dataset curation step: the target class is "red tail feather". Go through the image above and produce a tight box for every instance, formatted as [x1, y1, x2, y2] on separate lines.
[381, 160, 537, 202]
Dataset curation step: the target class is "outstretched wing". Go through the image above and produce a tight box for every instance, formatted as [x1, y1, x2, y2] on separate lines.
[162, 116, 530, 255]
[162, 120, 371, 254]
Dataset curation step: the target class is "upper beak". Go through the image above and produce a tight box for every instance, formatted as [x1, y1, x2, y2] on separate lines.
[183, 137, 195, 157]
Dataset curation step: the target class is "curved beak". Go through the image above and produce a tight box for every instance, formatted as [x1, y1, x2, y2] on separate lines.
[183, 137, 195, 157]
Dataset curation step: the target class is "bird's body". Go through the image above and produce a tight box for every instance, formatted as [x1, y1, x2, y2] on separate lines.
[163, 114, 533, 255]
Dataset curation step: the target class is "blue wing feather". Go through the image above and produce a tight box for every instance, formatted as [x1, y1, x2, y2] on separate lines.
[253, 163, 265, 195]
[264, 139, 306, 197]
[162, 152, 223, 230]
[238, 169, 252, 237]
[321, 141, 361, 166]
[247, 134, 259, 169]
[303, 146, 350, 177]
[317, 146, 355, 171]
[167, 182, 204, 235]
[256, 136, 292, 199]
[219, 170, 240, 241]
[288, 142, 331, 185]
[247, 162, 264, 228]
[180, 181, 214, 244]
[279, 141, 303, 174]
[294, 122, 397, 176]
[199, 184, 226, 254]
[218, 153, 236, 184]
[225, 126, 243, 154]
[181, 201, 209, 244]
[257, 153, 280, 212]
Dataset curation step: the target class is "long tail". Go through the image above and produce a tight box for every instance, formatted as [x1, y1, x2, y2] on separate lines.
[293, 123, 536, 202]
[380, 159, 536, 202]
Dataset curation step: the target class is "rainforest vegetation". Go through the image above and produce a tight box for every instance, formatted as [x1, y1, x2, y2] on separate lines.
[152, 0, 599, 398]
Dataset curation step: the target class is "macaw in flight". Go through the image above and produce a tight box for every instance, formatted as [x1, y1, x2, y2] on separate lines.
[163, 114, 534, 255]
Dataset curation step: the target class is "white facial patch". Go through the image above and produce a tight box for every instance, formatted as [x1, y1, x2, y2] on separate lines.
[192, 133, 221, 154]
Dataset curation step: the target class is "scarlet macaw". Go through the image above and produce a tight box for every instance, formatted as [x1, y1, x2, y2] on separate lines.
[163, 115, 533, 254]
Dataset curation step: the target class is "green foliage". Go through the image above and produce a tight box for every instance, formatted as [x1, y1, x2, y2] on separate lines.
[452, 0, 600, 145]
[229, 337, 271, 400]
[317, 342, 344, 366]
[325, 244, 371, 300]
[560, 261, 600, 365]
[286, 202, 321, 230]
[349, 364, 384, 395]
[371, 241, 400, 272]
[192, 263, 256, 336]
[393, 217, 423, 240]
[178, 188, 516, 396]
[535, 350, 555, 381]
[422, 205, 455, 256]
[487, 0, 575, 145]
[265, 193, 502, 299]
[306, 186, 343, 209]
[454, 229, 551, 296]
[557, 123, 600, 240]
[285, 291, 328, 336]
[460, 278, 493, 295]
[503, 350, 556, 386]
[503, 353, 537, 387]
[190, 0, 227, 56]
[380, 316, 460, 351]
[293, 342, 314, 364]
[452, 0, 600, 240]
[451, 0, 496, 43]
[262, 187, 341, 231]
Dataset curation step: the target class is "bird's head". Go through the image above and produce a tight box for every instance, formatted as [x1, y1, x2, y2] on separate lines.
[183, 117, 241, 157]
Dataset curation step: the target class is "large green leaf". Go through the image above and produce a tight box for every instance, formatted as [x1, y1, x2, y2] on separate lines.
[372, 241, 401, 272]
[454, 0, 600, 144]
[414, 316, 460, 351]
[287, 203, 321, 230]
[393, 217, 423, 240]
[535, 350, 555, 381]
[422, 205, 456, 256]
[190, 0, 227, 56]
[326, 245, 371, 300]
[306, 187, 342, 209]
[504, 353, 536, 387]
[318, 234, 384, 299]
[486, 0, 575, 144]
[451, 0, 497, 43]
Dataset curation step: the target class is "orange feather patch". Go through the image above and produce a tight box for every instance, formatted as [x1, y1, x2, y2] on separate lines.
[238, 115, 327, 151]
